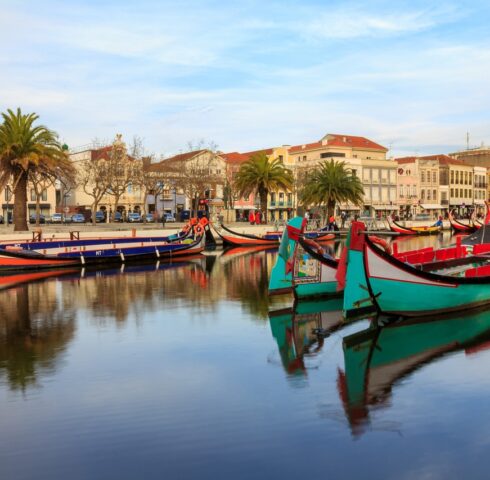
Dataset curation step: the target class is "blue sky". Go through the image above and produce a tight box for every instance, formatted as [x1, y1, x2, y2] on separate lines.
[1, 0, 489, 157]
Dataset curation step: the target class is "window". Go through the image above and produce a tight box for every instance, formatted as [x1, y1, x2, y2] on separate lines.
[363, 169, 370, 181]
[270, 192, 276, 202]
[302, 155, 307, 162]
[460, 188, 463, 197]
[427, 190, 431, 200]
[351, 169, 357, 177]
[421, 171, 426, 183]
[320, 152, 345, 158]
[31, 189, 36, 201]
[451, 188, 454, 197]
[287, 193, 292, 204]
[432, 172, 437, 183]
[371, 169, 379, 182]
[41, 189, 47, 201]
[441, 192, 447, 201]
[4, 188, 12, 202]
[469, 172, 473, 185]
[421, 189, 425, 200]
[433, 190, 436, 201]
[451, 171, 454, 184]
[399, 186, 404, 198]
[278, 155, 283, 163]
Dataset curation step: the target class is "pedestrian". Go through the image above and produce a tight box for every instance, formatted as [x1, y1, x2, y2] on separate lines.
[255, 210, 262, 225]
[340, 211, 346, 229]
[249, 210, 255, 225]
[162, 211, 166, 228]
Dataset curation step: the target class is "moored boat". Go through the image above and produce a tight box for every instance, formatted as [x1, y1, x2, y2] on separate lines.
[448, 210, 477, 233]
[387, 216, 441, 235]
[342, 221, 490, 317]
[268, 216, 340, 299]
[214, 222, 335, 247]
[0, 231, 206, 271]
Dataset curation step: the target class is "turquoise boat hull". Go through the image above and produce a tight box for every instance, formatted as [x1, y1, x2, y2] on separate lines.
[343, 221, 490, 317]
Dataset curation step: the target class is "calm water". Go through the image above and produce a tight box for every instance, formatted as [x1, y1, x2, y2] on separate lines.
[2, 233, 490, 480]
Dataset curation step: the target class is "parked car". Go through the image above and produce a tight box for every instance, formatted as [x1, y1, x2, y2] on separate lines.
[0, 215, 3, 224]
[145, 213, 155, 223]
[71, 213, 85, 223]
[164, 213, 176, 222]
[92, 211, 105, 223]
[127, 212, 142, 223]
[29, 214, 46, 224]
[50, 213, 63, 223]
[113, 211, 123, 222]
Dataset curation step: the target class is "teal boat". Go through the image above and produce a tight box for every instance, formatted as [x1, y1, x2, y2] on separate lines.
[339, 307, 490, 436]
[268, 298, 345, 374]
[342, 221, 490, 317]
[268, 216, 340, 299]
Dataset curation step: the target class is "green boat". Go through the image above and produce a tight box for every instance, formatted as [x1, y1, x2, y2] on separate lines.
[339, 307, 490, 436]
[268, 216, 340, 299]
[342, 221, 490, 317]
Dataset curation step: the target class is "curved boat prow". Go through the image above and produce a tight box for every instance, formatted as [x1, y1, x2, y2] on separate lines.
[342, 221, 377, 318]
[268, 216, 306, 295]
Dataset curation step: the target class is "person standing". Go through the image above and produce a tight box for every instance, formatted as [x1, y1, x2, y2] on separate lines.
[249, 210, 255, 225]
[161, 211, 166, 228]
[255, 210, 262, 225]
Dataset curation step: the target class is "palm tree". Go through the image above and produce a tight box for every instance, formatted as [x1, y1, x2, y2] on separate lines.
[0, 108, 74, 231]
[300, 160, 364, 218]
[234, 151, 293, 223]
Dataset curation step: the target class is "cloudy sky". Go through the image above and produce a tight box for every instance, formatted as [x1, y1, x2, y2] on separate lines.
[1, 0, 489, 157]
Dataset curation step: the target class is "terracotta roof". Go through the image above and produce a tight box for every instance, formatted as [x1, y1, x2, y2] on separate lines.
[222, 149, 273, 165]
[395, 157, 417, 164]
[288, 134, 387, 153]
[289, 142, 323, 153]
[158, 149, 207, 165]
[325, 134, 387, 151]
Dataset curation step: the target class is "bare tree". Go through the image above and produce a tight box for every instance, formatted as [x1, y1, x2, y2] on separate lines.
[135, 155, 169, 223]
[105, 134, 141, 221]
[77, 155, 112, 225]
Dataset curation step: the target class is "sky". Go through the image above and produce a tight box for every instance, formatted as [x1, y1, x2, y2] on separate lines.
[1, 0, 489, 158]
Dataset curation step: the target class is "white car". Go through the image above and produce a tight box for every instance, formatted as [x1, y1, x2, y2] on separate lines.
[164, 213, 176, 222]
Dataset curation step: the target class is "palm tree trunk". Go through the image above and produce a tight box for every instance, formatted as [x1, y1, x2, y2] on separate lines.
[14, 172, 28, 231]
[35, 193, 41, 227]
[260, 189, 268, 224]
[327, 200, 336, 218]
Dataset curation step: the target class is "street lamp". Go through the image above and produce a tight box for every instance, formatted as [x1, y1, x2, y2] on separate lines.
[5, 185, 10, 227]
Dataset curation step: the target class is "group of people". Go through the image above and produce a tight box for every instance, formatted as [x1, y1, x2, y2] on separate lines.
[248, 210, 264, 225]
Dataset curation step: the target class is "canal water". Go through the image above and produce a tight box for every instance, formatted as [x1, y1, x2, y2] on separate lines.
[2, 232, 490, 480]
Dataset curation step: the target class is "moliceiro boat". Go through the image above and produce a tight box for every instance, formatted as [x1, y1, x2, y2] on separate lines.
[0, 220, 209, 271]
[387, 216, 441, 235]
[268, 216, 340, 299]
[342, 221, 490, 317]
[214, 222, 335, 248]
[448, 210, 478, 233]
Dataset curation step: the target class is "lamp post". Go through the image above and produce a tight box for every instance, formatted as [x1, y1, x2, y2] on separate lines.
[173, 186, 177, 219]
[5, 185, 10, 227]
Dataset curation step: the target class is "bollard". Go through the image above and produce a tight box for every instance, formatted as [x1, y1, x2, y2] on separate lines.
[132, 228, 136, 238]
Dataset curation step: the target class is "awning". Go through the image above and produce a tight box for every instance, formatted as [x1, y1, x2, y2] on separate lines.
[338, 205, 361, 210]
[421, 204, 442, 209]
[372, 204, 397, 210]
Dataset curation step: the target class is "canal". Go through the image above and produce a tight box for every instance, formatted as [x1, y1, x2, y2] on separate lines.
[1, 232, 490, 479]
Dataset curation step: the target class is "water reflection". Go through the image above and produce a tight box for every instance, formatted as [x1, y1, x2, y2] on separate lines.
[339, 308, 490, 436]
[0, 281, 76, 391]
[268, 298, 344, 375]
[0, 249, 281, 392]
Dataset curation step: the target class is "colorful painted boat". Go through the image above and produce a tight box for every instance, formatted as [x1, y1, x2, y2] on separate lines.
[214, 223, 335, 247]
[387, 216, 441, 235]
[339, 307, 490, 436]
[268, 216, 341, 299]
[0, 219, 201, 252]
[342, 221, 490, 317]
[0, 234, 205, 271]
[448, 210, 477, 233]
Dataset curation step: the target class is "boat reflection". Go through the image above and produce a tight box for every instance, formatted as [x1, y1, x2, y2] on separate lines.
[339, 308, 490, 436]
[268, 298, 345, 375]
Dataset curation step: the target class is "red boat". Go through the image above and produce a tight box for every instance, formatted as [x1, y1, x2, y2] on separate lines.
[448, 210, 477, 233]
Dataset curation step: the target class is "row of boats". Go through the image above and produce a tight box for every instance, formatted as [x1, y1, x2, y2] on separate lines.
[269, 213, 490, 317]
